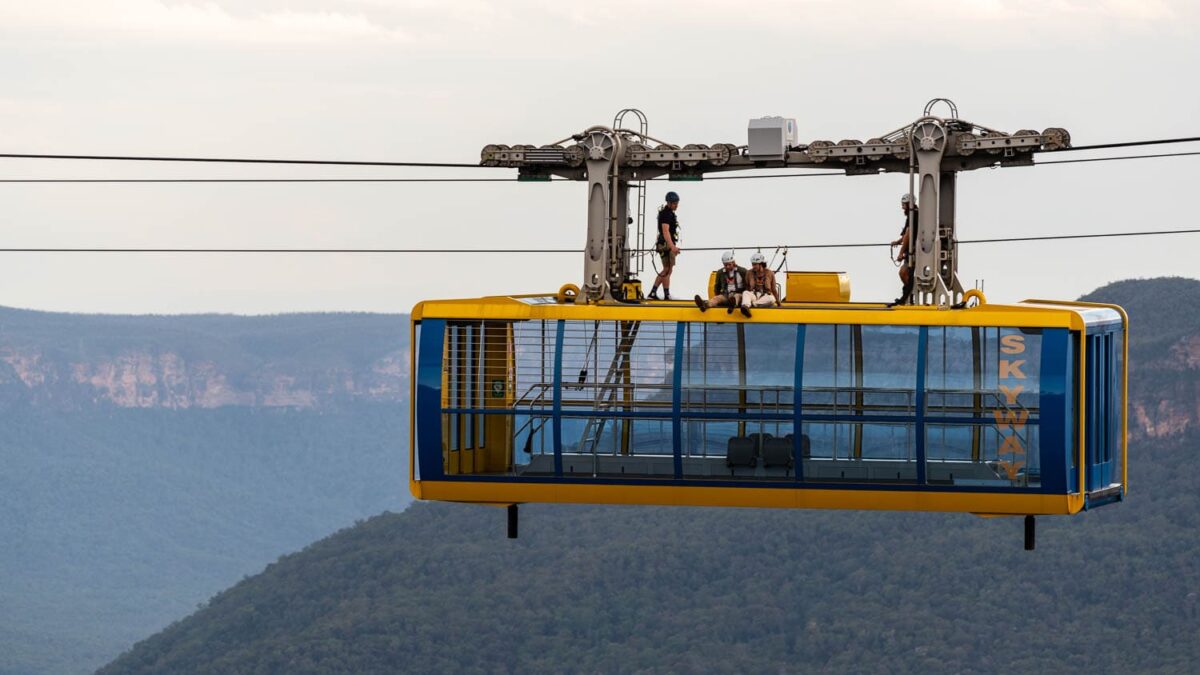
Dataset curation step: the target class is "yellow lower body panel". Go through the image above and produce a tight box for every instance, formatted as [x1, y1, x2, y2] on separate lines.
[415, 481, 1077, 516]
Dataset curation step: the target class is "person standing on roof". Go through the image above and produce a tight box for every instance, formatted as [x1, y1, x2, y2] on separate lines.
[694, 251, 747, 313]
[740, 252, 779, 317]
[891, 193, 918, 305]
[649, 191, 681, 300]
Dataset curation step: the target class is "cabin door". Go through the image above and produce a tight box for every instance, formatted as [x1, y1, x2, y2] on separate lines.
[444, 321, 514, 475]
[1085, 332, 1115, 491]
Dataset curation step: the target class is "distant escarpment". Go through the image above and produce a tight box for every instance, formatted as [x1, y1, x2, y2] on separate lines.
[0, 308, 413, 674]
[1082, 277, 1200, 439]
[0, 308, 409, 410]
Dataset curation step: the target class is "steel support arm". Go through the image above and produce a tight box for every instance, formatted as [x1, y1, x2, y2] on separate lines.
[480, 107, 1070, 306]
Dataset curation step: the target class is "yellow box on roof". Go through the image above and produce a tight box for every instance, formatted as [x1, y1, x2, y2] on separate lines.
[784, 272, 851, 303]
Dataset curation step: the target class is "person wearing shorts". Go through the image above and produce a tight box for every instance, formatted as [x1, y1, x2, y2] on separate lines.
[649, 191, 681, 300]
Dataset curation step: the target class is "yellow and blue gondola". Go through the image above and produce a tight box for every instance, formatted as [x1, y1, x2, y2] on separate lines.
[408, 292, 1127, 539]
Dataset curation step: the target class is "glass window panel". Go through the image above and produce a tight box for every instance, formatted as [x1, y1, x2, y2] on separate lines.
[744, 324, 798, 387]
[1112, 329, 1124, 484]
[681, 420, 795, 481]
[412, 323, 421, 482]
[924, 326, 1043, 489]
[926, 327, 1043, 416]
[513, 320, 554, 414]
[560, 415, 675, 478]
[859, 325, 919, 390]
[801, 325, 916, 418]
[801, 324, 851, 387]
[859, 423, 914, 461]
[559, 321, 675, 414]
[475, 324, 486, 450]
[627, 418, 673, 457]
[511, 413, 553, 476]
[448, 325, 458, 452]
[925, 424, 974, 463]
[1067, 334, 1078, 474]
[989, 327, 1042, 412]
[802, 422, 846, 460]
[801, 421, 916, 483]
[1105, 333, 1114, 463]
[683, 419, 739, 459]
[683, 323, 796, 419]
[926, 423, 1040, 488]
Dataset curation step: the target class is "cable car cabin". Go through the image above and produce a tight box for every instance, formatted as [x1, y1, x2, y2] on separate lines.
[408, 294, 1127, 522]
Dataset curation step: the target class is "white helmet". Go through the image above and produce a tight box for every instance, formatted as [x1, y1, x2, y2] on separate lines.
[900, 193, 914, 204]
[750, 252, 766, 265]
[721, 250, 735, 264]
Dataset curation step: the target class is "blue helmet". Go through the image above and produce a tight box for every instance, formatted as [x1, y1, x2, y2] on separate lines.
[665, 191, 680, 203]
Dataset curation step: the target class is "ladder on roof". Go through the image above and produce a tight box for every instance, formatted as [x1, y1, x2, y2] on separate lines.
[613, 108, 648, 276]
[576, 321, 641, 461]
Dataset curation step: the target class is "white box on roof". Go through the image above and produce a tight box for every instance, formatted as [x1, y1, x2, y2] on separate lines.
[747, 116, 797, 161]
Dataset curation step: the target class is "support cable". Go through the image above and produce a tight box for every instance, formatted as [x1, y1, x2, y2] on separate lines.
[0, 177, 538, 183]
[0, 152, 489, 168]
[1, 149, 1197, 183]
[1032, 150, 1200, 166]
[0, 134, 1196, 170]
[1047, 135, 1200, 153]
[3, 227, 1198, 255]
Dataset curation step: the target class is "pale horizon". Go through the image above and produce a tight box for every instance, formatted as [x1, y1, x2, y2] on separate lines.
[2, 0, 1198, 314]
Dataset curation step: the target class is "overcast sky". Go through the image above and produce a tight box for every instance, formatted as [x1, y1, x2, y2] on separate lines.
[1, 0, 1197, 315]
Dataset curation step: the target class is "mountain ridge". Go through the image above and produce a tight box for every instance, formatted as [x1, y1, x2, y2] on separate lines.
[0, 310, 413, 674]
[96, 277, 1200, 674]
[0, 307, 410, 411]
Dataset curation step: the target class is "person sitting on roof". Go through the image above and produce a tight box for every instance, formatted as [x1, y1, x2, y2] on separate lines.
[695, 251, 747, 314]
[740, 252, 779, 317]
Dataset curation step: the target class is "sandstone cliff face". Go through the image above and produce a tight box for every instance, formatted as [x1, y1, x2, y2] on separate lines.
[1116, 311, 1200, 440]
[0, 345, 409, 409]
[1129, 360, 1200, 440]
[1080, 277, 1200, 441]
[0, 309, 411, 411]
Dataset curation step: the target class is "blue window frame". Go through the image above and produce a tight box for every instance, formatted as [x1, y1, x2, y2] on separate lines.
[416, 318, 1087, 495]
[1084, 325, 1123, 498]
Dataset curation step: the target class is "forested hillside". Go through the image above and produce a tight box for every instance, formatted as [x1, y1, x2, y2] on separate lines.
[99, 279, 1200, 674]
[1082, 278, 1200, 438]
[98, 430, 1200, 674]
[0, 310, 412, 675]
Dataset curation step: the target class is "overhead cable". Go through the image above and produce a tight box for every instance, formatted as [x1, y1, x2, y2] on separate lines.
[0, 173, 843, 183]
[1032, 150, 1200, 166]
[0, 134, 1193, 170]
[687, 227, 1200, 251]
[1049, 135, 1200, 153]
[3, 228, 1198, 255]
[3, 150, 1198, 183]
[0, 173, 843, 184]
[0, 177, 538, 183]
[0, 152, 487, 169]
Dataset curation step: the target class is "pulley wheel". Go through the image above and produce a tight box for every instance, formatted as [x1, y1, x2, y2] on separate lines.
[807, 140, 833, 163]
[836, 139, 863, 162]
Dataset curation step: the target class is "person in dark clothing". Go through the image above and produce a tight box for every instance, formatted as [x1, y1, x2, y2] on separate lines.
[649, 191, 681, 300]
[891, 193, 917, 304]
[694, 251, 747, 313]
